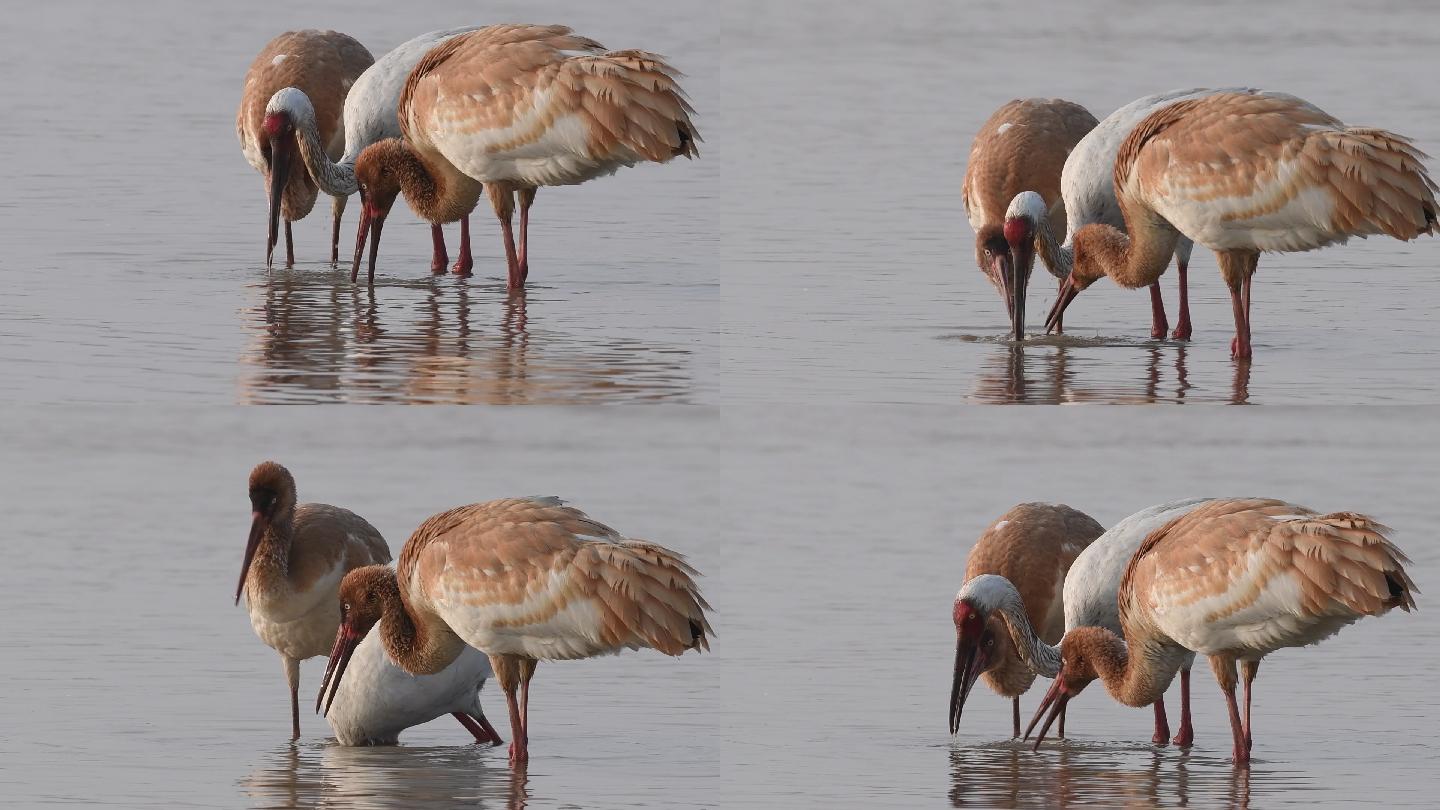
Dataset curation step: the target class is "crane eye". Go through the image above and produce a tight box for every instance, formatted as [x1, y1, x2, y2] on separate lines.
[341, 602, 350, 613]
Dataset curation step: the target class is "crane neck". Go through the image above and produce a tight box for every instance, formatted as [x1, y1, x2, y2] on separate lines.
[961, 575, 1062, 677]
[1072, 196, 1179, 290]
[1087, 629, 1189, 708]
[390, 143, 483, 226]
[291, 117, 357, 197]
[376, 574, 468, 676]
[1032, 214, 1073, 281]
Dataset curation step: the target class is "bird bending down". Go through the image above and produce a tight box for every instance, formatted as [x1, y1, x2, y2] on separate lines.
[324, 616, 503, 747]
[975, 498, 1216, 747]
[962, 99, 1098, 339]
[1005, 88, 1257, 342]
[316, 496, 712, 768]
[351, 24, 700, 288]
[265, 27, 481, 277]
[1042, 91, 1439, 359]
[1028, 498, 1417, 765]
[237, 30, 373, 268]
[950, 503, 1102, 738]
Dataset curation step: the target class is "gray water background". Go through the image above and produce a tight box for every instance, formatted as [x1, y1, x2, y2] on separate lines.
[1, 408, 1437, 807]
[3, 1, 1440, 403]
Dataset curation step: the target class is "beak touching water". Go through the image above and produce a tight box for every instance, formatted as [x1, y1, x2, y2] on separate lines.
[235, 510, 266, 605]
[350, 190, 388, 285]
[1007, 240, 1033, 341]
[1045, 276, 1080, 335]
[316, 612, 368, 716]
[1023, 676, 1073, 750]
[266, 135, 293, 268]
[948, 635, 989, 734]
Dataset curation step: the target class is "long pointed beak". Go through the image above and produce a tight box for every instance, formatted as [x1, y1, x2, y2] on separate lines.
[993, 253, 1015, 330]
[1009, 244, 1033, 341]
[1024, 677, 1071, 750]
[266, 137, 292, 268]
[1045, 276, 1080, 335]
[235, 511, 266, 605]
[948, 639, 986, 735]
[316, 618, 364, 716]
[350, 200, 386, 285]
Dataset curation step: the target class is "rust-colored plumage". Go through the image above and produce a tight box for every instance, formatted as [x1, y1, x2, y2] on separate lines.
[317, 496, 711, 768]
[1051, 91, 1439, 358]
[237, 30, 373, 267]
[1030, 496, 1416, 765]
[963, 99, 1097, 338]
[950, 503, 1101, 737]
[236, 461, 390, 739]
[352, 24, 700, 288]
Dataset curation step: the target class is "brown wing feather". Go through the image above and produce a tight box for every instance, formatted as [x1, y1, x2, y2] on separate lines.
[399, 498, 711, 658]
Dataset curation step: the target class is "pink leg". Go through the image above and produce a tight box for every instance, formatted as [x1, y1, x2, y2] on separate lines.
[452, 711, 503, 746]
[1241, 660, 1259, 754]
[430, 225, 449, 274]
[517, 188, 535, 283]
[1151, 697, 1171, 746]
[504, 685, 527, 767]
[1172, 668, 1195, 747]
[499, 215, 522, 290]
[451, 216, 473, 276]
[284, 221, 295, 269]
[1222, 682, 1250, 766]
[1148, 282, 1169, 339]
[1170, 260, 1192, 340]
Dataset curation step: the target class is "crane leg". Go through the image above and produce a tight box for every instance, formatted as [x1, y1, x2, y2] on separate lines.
[451, 216, 474, 276]
[489, 184, 523, 290]
[283, 655, 301, 741]
[1011, 697, 1020, 738]
[430, 224, 448, 274]
[490, 653, 528, 767]
[1172, 666, 1195, 747]
[1241, 660, 1259, 753]
[517, 188, 536, 283]
[1148, 282, 1169, 339]
[1151, 696, 1171, 746]
[330, 195, 346, 265]
[452, 711, 504, 746]
[284, 222, 295, 270]
[1171, 259, 1193, 340]
[1210, 654, 1249, 766]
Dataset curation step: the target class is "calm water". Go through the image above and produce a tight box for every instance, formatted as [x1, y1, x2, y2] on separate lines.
[714, 0, 1440, 404]
[1, 0, 717, 404]
[4, 1, 1440, 403]
[1, 408, 1435, 807]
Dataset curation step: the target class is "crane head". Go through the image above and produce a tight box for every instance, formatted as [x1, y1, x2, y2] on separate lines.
[949, 598, 997, 734]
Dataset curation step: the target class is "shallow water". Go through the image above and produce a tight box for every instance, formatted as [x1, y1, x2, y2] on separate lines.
[6, 2, 1440, 404]
[714, 0, 1440, 404]
[3, 408, 1435, 807]
[1, 0, 717, 405]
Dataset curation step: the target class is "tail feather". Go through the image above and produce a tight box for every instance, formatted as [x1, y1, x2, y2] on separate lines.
[573, 539, 712, 656]
[562, 50, 701, 163]
[1305, 128, 1439, 240]
[1283, 512, 1417, 616]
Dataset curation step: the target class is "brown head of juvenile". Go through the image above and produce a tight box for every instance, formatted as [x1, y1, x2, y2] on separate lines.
[1045, 223, 1128, 334]
[1024, 626, 1123, 748]
[315, 565, 401, 715]
[236, 461, 299, 604]
[350, 139, 413, 284]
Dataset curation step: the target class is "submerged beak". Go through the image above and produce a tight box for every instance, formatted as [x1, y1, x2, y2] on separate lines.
[316, 614, 366, 716]
[350, 194, 386, 285]
[991, 252, 1016, 332]
[266, 135, 293, 268]
[1008, 242, 1034, 341]
[1045, 275, 1080, 335]
[1023, 677, 1072, 750]
[948, 637, 988, 735]
[235, 510, 266, 605]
